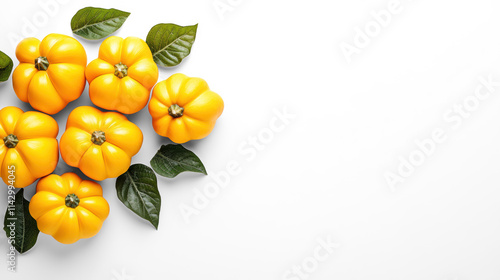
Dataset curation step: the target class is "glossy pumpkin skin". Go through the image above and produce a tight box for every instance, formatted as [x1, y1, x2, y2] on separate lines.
[148, 74, 224, 144]
[85, 36, 159, 114]
[12, 34, 87, 115]
[0, 107, 59, 188]
[29, 173, 110, 244]
[60, 106, 143, 181]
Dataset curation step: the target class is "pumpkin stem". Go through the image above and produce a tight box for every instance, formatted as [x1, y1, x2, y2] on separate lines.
[3, 134, 19, 148]
[114, 62, 128, 79]
[34, 56, 49, 71]
[168, 104, 184, 118]
[65, 194, 80, 208]
[91, 131, 106, 145]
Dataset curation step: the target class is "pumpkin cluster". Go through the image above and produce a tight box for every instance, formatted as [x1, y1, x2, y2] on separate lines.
[1, 33, 224, 244]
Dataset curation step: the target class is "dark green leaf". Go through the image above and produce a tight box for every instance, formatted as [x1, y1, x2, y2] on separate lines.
[146, 23, 198, 67]
[0, 51, 13, 82]
[3, 189, 40, 254]
[116, 164, 161, 229]
[71, 7, 130, 40]
[151, 144, 207, 178]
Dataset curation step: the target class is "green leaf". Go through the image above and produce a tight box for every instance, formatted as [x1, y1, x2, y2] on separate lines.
[146, 23, 198, 67]
[116, 164, 161, 229]
[71, 7, 130, 40]
[151, 144, 207, 178]
[0, 51, 13, 82]
[3, 189, 40, 254]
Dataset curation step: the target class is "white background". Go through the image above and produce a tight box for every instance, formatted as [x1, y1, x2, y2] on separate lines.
[1, 0, 500, 279]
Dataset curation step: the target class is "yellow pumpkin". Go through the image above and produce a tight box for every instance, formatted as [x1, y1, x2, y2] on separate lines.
[29, 173, 110, 244]
[12, 34, 87, 114]
[0, 106, 59, 188]
[148, 74, 224, 143]
[60, 106, 143, 181]
[85, 36, 159, 114]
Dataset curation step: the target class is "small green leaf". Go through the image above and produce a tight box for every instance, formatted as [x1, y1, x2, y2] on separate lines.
[0, 51, 13, 82]
[71, 7, 130, 40]
[146, 23, 198, 67]
[3, 189, 40, 254]
[116, 164, 161, 229]
[151, 144, 207, 178]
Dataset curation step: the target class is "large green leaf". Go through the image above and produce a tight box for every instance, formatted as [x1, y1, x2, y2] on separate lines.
[151, 144, 207, 178]
[146, 23, 198, 67]
[0, 51, 13, 82]
[116, 164, 161, 229]
[3, 189, 40, 254]
[71, 7, 130, 40]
